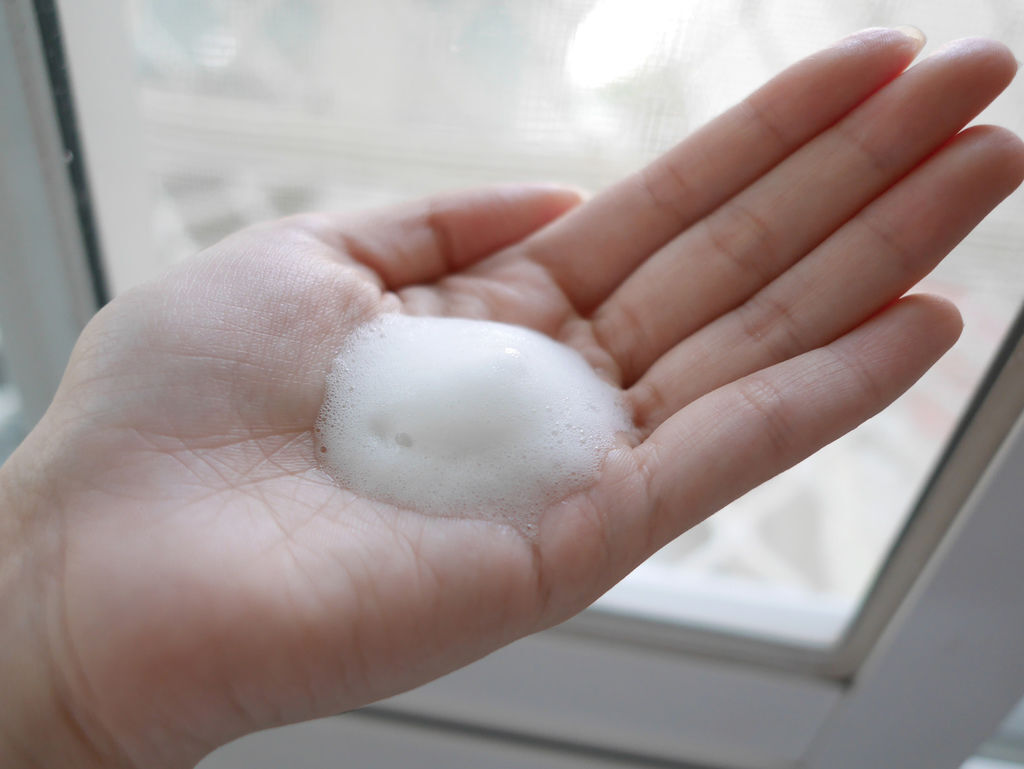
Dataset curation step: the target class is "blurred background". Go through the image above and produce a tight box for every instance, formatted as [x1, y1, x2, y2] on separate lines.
[2, 0, 1022, 647]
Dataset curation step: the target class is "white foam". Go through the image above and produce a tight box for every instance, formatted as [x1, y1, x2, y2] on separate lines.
[316, 314, 630, 526]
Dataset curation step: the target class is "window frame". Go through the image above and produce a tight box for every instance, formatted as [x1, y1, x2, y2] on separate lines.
[0, 0, 99, 427]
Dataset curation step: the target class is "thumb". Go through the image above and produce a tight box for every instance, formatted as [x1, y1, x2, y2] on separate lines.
[316, 184, 584, 288]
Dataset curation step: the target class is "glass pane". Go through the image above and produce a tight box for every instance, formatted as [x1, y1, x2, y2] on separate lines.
[964, 694, 1024, 767]
[0, 325, 28, 466]
[97, 0, 1023, 647]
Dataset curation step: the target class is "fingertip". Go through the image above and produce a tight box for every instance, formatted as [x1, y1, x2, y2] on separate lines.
[991, 126, 1024, 187]
[1005, 131, 1024, 188]
[955, 124, 1024, 192]
[840, 26, 926, 59]
[892, 25, 927, 50]
[899, 292, 964, 351]
[538, 182, 591, 199]
[925, 37, 1019, 85]
[493, 184, 587, 228]
[521, 182, 588, 205]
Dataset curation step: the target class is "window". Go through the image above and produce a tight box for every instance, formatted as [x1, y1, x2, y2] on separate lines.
[4, 0, 1023, 767]
[62, 0, 1024, 653]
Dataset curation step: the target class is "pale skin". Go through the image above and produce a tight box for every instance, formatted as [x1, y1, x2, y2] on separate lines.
[1, 28, 1022, 769]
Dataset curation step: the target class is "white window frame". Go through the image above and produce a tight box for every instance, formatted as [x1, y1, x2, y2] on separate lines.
[4, 2, 1023, 766]
[0, 0, 100, 426]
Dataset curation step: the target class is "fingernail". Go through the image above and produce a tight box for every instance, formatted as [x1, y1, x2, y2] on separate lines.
[531, 182, 592, 201]
[893, 25, 926, 51]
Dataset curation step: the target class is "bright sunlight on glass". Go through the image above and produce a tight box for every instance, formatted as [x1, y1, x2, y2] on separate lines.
[565, 0, 691, 89]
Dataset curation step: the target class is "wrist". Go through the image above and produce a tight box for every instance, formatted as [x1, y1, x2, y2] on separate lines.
[0, 438, 132, 769]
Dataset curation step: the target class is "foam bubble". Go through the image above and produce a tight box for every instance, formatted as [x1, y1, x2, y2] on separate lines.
[316, 314, 630, 526]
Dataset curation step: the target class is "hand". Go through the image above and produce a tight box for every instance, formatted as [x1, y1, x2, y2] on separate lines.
[1, 28, 1020, 769]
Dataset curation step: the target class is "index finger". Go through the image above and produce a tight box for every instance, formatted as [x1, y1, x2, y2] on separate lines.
[515, 27, 927, 313]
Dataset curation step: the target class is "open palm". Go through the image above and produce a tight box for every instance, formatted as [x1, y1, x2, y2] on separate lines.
[5, 30, 1021, 769]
